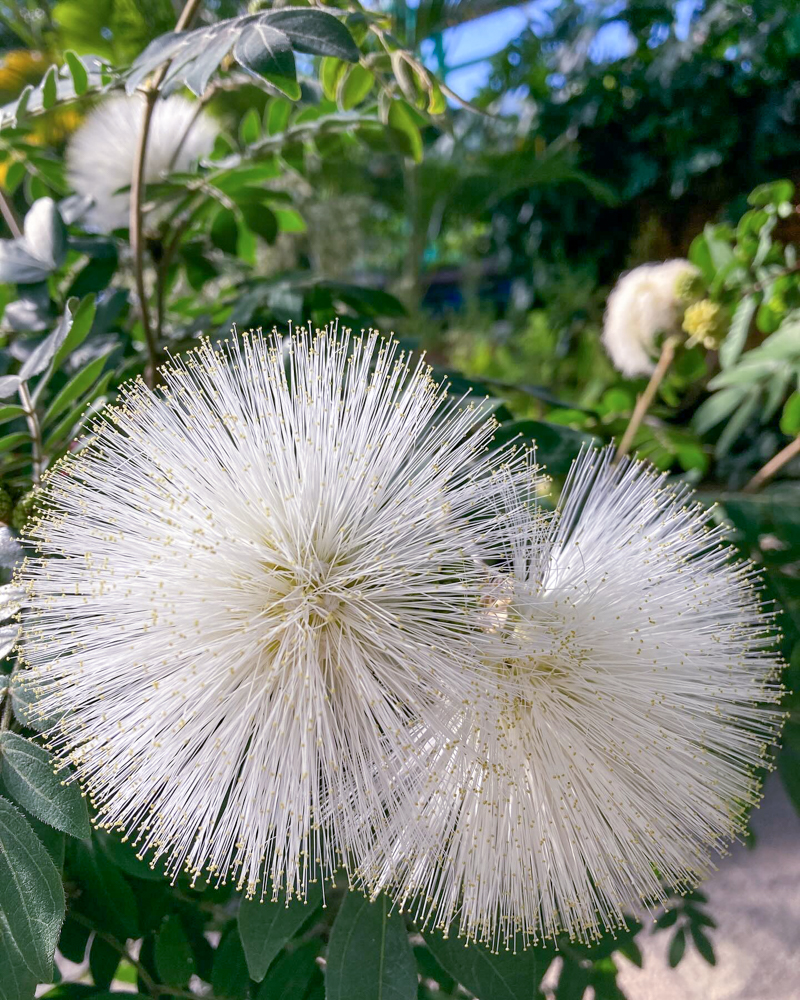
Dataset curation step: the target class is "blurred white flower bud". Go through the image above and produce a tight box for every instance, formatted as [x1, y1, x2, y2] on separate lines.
[602, 259, 699, 376]
[66, 93, 219, 234]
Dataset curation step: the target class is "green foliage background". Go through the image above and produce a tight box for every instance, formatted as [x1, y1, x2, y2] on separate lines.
[0, 2, 798, 998]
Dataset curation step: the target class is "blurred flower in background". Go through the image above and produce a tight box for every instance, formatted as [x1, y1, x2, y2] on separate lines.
[602, 259, 699, 376]
[66, 93, 218, 232]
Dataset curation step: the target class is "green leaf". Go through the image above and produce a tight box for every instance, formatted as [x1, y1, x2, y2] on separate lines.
[615, 938, 642, 968]
[41, 67, 58, 110]
[714, 387, 760, 456]
[748, 179, 795, 207]
[654, 907, 679, 929]
[0, 796, 65, 981]
[326, 893, 417, 1000]
[692, 386, 746, 435]
[95, 829, 168, 881]
[212, 926, 250, 1000]
[242, 203, 278, 244]
[719, 294, 756, 369]
[10, 675, 65, 733]
[233, 24, 300, 101]
[0, 433, 29, 453]
[321, 56, 347, 101]
[0, 405, 25, 423]
[690, 926, 716, 966]
[667, 927, 686, 968]
[69, 839, 139, 940]
[78, 994, 150, 1000]
[0, 905, 39, 1000]
[256, 940, 321, 1000]
[0, 376, 21, 401]
[43, 370, 113, 452]
[425, 930, 553, 1000]
[239, 107, 262, 147]
[52, 295, 96, 370]
[239, 882, 322, 982]
[0, 731, 91, 839]
[64, 51, 88, 95]
[427, 77, 446, 115]
[554, 956, 590, 999]
[387, 99, 423, 162]
[58, 916, 91, 963]
[42, 353, 109, 427]
[274, 207, 306, 233]
[211, 208, 239, 255]
[264, 8, 360, 62]
[89, 934, 120, 989]
[23, 198, 67, 272]
[779, 747, 800, 816]
[339, 64, 374, 110]
[155, 915, 196, 988]
[781, 391, 800, 437]
[267, 97, 292, 136]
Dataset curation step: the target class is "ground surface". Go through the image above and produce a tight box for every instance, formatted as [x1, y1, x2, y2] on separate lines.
[615, 775, 800, 1000]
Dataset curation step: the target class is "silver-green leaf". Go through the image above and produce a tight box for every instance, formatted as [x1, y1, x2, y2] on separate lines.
[0, 731, 91, 839]
[0, 796, 65, 981]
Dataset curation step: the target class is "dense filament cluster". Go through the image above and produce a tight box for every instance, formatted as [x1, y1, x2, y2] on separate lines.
[17, 325, 783, 947]
[19, 323, 528, 899]
[359, 450, 783, 946]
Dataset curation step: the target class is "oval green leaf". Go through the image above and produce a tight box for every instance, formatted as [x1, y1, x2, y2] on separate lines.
[326, 893, 417, 1000]
[239, 881, 322, 982]
[0, 731, 91, 839]
[0, 796, 65, 981]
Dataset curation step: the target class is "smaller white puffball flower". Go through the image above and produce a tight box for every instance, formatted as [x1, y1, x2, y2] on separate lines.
[359, 448, 783, 949]
[602, 260, 698, 377]
[66, 93, 218, 233]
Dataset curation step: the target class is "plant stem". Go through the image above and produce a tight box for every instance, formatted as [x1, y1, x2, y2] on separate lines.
[1, 665, 15, 732]
[743, 434, 800, 493]
[166, 86, 215, 174]
[129, 0, 204, 387]
[0, 189, 22, 238]
[68, 911, 160, 995]
[18, 381, 43, 483]
[614, 336, 678, 463]
[130, 91, 160, 388]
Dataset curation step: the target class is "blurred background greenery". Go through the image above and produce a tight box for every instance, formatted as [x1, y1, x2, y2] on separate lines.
[0, 2, 799, 999]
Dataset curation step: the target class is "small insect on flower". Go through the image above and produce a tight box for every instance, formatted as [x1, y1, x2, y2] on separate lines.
[66, 93, 218, 233]
[602, 260, 699, 376]
[17, 323, 530, 901]
[360, 448, 784, 949]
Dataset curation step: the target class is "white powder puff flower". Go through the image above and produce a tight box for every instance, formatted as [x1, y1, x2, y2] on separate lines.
[360, 448, 783, 948]
[602, 259, 698, 376]
[66, 93, 218, 233]
[17, 323, 529, 900]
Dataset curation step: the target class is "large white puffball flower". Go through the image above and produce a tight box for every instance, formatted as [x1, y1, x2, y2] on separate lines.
[360, 449, 783, 948]
[602, 259, 698, 376]
[17, 323, 533, 899]
[66, 93, 218, 233]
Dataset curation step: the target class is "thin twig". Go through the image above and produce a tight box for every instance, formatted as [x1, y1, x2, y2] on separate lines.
[614, 336, 678, 463]
[130, 90, 160, 386]
[67, 911, 159, 995]
[17, 381, 43, 483]
[743, 434, 800, 493]
[1, 665, 15, 732]
[0, 188, 22, 238]
[166, 85, 216, 173]
[129, 0, 204, 387]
